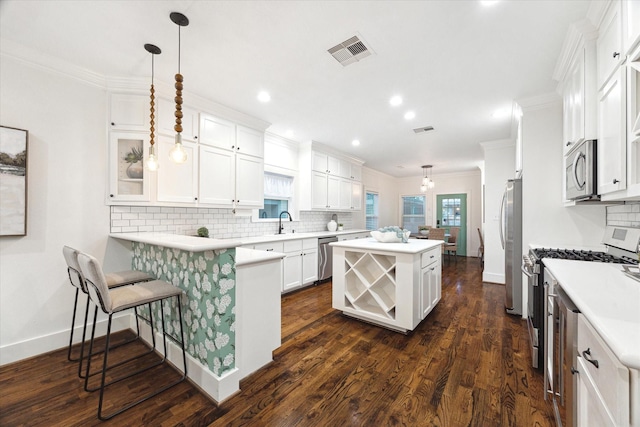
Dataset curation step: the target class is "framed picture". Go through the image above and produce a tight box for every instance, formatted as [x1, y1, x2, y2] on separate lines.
[0, 126, 28, 236]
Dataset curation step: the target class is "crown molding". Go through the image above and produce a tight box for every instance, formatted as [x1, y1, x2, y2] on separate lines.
[552, 18, 598, 83]
[516, 92, 561, 112]
[480, 139, 515, 152]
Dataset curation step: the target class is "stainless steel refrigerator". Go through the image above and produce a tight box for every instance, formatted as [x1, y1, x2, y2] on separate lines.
[500, 178, 522, 315]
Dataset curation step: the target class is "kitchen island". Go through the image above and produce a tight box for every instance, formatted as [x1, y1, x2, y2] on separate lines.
[331, 238, 443, 333]
[109, 233, 284, 403]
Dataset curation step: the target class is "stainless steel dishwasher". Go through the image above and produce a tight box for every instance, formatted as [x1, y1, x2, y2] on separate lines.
[318, 236, 338, 282]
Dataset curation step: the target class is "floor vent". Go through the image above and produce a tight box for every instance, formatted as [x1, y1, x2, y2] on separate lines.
[328, 35, 372, 66]
[413, 126, 435, 134]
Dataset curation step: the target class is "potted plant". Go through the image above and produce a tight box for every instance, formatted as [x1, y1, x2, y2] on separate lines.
[123, 146, 144, 179]
[338, 223, 344, 231]
[418, 225, 430, 236]
[197, 227, 209, 238]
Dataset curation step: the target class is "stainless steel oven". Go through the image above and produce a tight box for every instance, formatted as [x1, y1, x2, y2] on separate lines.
[564, 139, 597, 201]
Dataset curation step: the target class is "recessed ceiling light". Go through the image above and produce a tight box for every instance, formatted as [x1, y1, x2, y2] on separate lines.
[404, 111, 416, 120]
[480, 1, 499, 6]
[389, 96, 403, 106]
[257, 91, 271, 103]
[352, 139, 360, 146]
[285, 129, 294, 138]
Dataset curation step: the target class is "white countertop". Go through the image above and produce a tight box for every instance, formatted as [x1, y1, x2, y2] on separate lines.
[236, 247, 285, 267]
[331, 237, 443, 254]
[110, 229, 370, 252]
[542, 259, 640, 370]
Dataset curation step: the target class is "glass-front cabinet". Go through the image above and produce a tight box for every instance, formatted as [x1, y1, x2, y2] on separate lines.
[108, 131, 150, 202]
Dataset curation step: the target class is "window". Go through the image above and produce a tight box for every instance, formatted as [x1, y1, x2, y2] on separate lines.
[440, 197, 461, 226]
[258, 172, 293, 219]
[402, 195, 425, 233]
[365, 191, 379, 230]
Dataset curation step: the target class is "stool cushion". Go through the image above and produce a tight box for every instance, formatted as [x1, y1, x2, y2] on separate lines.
[105, 270, 154, 288]
[109, 280, 184, 313]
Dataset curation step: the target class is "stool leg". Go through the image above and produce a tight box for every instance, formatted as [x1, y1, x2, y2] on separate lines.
[84, 305, 99, 392]
[78, 296, 92, 378]
[176, 295, 187, 376]
[97, 314, 114, 421]
[67, 288, 80, 362]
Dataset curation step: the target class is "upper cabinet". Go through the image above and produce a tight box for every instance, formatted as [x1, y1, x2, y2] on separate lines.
[623, 0, 640, 54]
[109, 94, 148, 132]
[597, 1, 623, 91]
[298, 141, 364, 212]
[562, 40, 597, 155]
[157, 98, 199, 142]
[199, 114, 235, 150]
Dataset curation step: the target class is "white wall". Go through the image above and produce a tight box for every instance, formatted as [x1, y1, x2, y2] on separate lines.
[0, 56, 132, 364]
[481, 140, 516, 284]
[360, 166, 399, 229]
[395, 170, 483, 257]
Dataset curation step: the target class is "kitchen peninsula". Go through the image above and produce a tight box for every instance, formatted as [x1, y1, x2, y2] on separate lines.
[109, 232, 284, 403]
[331, 238, 443, 333]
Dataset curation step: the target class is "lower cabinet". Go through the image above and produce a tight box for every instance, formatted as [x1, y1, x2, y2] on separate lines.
[420, 250, 441, 319]
[283, 239, 318, 293]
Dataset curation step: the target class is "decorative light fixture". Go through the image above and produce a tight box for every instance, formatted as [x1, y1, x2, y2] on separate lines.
[169, 12, 189, 164]
[144, 43, 161, 171]
[420, 165, 435, 192]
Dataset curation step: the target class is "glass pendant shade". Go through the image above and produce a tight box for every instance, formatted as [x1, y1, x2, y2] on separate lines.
[169, 135, 188, 163]
[146, 145, 159, 171]
[420, 165, 435, 192]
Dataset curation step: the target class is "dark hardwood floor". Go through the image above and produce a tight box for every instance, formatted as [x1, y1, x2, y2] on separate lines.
[0, 256, 554, 426]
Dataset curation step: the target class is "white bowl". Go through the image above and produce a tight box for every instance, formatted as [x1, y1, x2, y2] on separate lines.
[370, 230, 411, 243]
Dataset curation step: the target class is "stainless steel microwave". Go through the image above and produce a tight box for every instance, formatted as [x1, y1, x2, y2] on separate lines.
[565, 139, 597, 200]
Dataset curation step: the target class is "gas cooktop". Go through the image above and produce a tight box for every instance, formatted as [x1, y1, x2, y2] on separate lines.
[532, 248, 638, 265]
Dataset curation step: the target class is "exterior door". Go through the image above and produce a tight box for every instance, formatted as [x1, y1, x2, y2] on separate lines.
[436, 194, 467, 256]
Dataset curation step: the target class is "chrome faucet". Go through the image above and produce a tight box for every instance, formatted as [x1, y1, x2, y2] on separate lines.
[278, 210, 292, 234]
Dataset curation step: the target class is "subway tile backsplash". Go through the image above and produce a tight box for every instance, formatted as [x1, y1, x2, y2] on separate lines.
[606, 203, 640, 228]
[110, 206, 354, 238]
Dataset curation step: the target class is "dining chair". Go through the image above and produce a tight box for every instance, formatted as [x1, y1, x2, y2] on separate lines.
[427, 228, 446, 255]
[445, 227, 460, 263]
[62, 246, 154, 377]
[477, 227, 485, 268]
[77, 252, 187, 420]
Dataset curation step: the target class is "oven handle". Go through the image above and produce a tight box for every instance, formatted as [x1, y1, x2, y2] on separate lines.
[521, 256, 534, 278]
[573, 151, 586, 190]
[499, 187, 507, 249]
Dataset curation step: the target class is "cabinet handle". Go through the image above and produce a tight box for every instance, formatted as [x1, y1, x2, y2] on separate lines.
[566, 141, 572, 147]
[110, 122, 115, 126]
[613, 52, 620, 58]
[109, 194, 114, 197]
[266, 248, 273, 251]
[195, 197, 198, 201]
[582, 348, 599, 368]
[194, 135, 198, 139]
[571, 367, 579, 375]
[231, 145, 235, 149]
[613, 179, 620, 184]
[237, 147, 240, 151]
[430, 255, 435, 259]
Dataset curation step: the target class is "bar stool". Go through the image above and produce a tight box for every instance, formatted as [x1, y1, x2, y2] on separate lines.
[62, 246, 153, 377]
[78, 252, 187, 420]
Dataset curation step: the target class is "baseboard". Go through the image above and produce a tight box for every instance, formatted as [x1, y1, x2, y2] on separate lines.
[134, 316, 240, 404]
[0, 313, 130, 366]
[482, 271, 505, 284]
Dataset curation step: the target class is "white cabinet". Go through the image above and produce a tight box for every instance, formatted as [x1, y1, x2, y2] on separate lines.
[576, 314, 630, 427]
[351, 181, 362, 210]
[198, 145, 235, 206]
[419, 248, 441, 319]
[282, 239, 318, 293]
[157, 98, 198, 142]
[310, 173, 361, 211]
[108, 131, 150, 202]
[624, 0, 640, 53]
[562, 41, 597, 155]
[597, 1, 623, 90]
[236, 125, 264, 158]
[311, 171, 329, 209]
[598, 66, 627, 195]
[156, 136, 198, 203]
[109, 94, 148, 132]
[199, 113, 235, 149]
[337, 232, 370, 241]
[625, 43, 640, 197]
[350, 163, 362, 181]
[235, 153, 264, 208]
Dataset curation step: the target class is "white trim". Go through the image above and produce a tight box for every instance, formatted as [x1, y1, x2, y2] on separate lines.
[482, 271, 505, 284]
[0, 312, 130, 366]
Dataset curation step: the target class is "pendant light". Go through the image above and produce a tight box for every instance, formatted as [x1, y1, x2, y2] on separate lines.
[169, 12, 189, 164]
[420, 165, 435, 192]
[144, 43, 161, 171]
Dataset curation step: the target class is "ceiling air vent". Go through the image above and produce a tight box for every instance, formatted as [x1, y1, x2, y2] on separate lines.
[328, 35, 372, 66]
[413, 126, 435, 134]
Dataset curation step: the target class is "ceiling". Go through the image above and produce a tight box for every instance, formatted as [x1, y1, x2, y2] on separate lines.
[0, 0, 591, 177]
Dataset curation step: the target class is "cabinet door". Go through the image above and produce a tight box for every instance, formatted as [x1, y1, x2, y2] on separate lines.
[235, 153, 264, 208]
[236, 126, 264, 158]
[302, 248, 318, 284]
[420, 266, 433, 319]
[351, 182, 362, 210]
[625, 0, 640, 53]
[598, 67, 627, 195]
[109, 94, 148, 131]
[157, 137, 198, 203]
[108, 132, 150, 202]
[283, 252, 302, 292]
[311, 171, 328, 209]
[312, 151, 328, 172]
[429, 259, 442, 307]
[339, 178, 352, 210]
[157, 98, 199, 142]
[327, 155, 341, 176]
[576, 357, 617, 427]
[350, 163, 362, 181]
[597, 2, 623, 90]
[198, 145, 235, 206]
[571, 50, 585, 149]
[338, 159, 352, 179]
[199, 113, 235, 150]
[327, 175, 341, 209]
